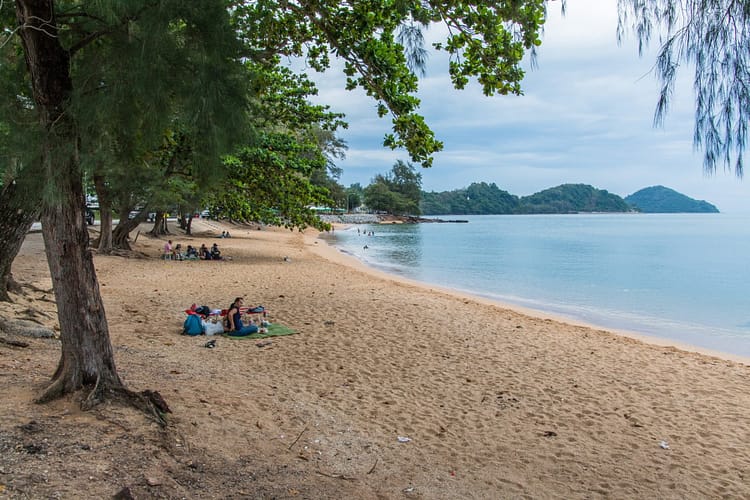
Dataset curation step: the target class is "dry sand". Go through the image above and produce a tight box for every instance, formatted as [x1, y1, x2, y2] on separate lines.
[1, 219, 749, 499]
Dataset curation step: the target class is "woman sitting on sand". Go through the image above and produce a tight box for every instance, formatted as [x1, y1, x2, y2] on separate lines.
[210, 243, 222, 260]
[200, 243, 212, 260]
[185, 245, 199, 260]
[225, 297, 258, 337]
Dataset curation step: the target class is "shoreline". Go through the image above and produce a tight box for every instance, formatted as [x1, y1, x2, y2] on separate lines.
[312, 228, 750, 365]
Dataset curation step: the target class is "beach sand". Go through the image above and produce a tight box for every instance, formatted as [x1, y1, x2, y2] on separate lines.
[1, 220, 749, 498]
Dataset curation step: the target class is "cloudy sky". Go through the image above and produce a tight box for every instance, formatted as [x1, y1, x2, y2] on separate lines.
[307, 0, 750, 213]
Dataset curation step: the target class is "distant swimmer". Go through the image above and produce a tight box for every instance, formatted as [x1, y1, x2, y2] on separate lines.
[363, 245, 369, 250]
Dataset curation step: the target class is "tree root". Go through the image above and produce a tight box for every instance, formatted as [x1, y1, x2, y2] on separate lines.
[20, 282, 54, 295]
[35, 375, 68, 404]
[0, 337, 29, 348]
[37, 374, 171, 426]
[7, 274, 24, 296]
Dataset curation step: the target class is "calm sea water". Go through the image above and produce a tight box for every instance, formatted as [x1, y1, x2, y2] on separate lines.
[330, 214, 750, 358]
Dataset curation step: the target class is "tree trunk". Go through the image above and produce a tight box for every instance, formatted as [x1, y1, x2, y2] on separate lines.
[16, 0, 125, 405]
[93, 174, 113, 253]
[0, 182, 41, 301]
[149, 211, 169, 236]
[112, 203, 143, 250]
[178, 213, 194, 235]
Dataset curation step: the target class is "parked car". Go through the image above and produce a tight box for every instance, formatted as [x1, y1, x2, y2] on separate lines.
[84, 208, 95, 225]
[128, 210, 157, 222]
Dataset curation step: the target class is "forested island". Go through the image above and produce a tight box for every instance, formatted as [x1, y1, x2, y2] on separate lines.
[418, 182, 719, 215]
[624, 186, 719, 213]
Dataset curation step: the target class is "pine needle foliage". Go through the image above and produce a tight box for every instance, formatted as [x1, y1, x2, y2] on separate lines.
[617, 0, 750, 176]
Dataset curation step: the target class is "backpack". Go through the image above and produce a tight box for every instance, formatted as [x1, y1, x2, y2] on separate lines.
[182, 314, 204, 336]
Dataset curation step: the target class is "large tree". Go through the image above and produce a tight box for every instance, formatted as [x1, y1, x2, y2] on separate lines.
[9, 0, 249, 406]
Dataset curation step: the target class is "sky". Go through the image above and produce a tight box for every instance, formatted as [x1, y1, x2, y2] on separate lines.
[305, 0, 750, 213]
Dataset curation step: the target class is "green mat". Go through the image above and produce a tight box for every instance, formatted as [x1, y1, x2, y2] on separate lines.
[224, 323, 297, 339]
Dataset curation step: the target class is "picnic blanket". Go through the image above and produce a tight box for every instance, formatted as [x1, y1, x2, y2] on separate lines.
[225, 322, 297, 339]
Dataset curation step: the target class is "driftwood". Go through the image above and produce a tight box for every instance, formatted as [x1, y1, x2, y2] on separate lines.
[288, 424, 308, 450]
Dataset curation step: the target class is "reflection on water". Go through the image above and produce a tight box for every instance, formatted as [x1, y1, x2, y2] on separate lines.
[381, 226, 422, 269]
[337, 224, 423, 274]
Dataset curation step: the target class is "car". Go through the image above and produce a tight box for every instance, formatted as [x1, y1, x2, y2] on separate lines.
[128, 210, 157, 222]
[84, 208, 95, 225]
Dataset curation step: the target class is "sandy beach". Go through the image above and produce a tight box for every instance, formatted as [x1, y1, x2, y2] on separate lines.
[1, 219, 749, 499]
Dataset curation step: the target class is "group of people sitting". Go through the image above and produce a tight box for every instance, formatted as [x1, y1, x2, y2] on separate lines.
[163, 240, 223, 261]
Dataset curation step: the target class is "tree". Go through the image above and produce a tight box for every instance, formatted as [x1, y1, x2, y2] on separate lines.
[204, 62, 347, 227]
[233, 1, 547, 166]
[617, 0, 750, 175]
[0, 177, 41, 301]
[0, 11, 47, 300]
[346, 183, 364, 212]
[8, 0, 249, 407]
[207, 132, 334, 230]
[364, 160, 422, 215]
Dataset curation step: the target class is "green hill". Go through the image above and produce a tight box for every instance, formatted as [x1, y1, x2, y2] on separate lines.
[624, 186, 719, 213]
[420, 182, 519, 215]
[420, 183, 632, 215]
[516, 184, 631, 214]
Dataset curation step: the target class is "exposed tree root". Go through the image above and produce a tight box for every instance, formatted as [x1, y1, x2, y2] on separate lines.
[35, 376, 67, 405]
[20, 282, 54, 295]
[7, 274, 23, 296]
[0, 337, 29, 348]
[37, 375, 172, 426]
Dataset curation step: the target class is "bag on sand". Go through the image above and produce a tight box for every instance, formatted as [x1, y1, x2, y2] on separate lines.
[182, 314, 204, 336]
[202, 320, 224, 336]
[194, 305, 211, 316]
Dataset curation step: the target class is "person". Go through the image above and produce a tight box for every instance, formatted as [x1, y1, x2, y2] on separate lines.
[186, 245, 199, 260]
[163, 240, 173, 260]
[174, 243, 184, 261]
[220, 231, 226, 238]
[210, 243, 222, 260]
[200, 243, 211, 260]
[225, 297, 258, 337]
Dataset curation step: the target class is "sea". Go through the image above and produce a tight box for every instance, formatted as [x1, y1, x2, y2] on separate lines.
[328, 213, 750, 359]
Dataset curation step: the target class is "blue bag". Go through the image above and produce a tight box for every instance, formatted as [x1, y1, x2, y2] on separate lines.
[182, 314, 204, 336]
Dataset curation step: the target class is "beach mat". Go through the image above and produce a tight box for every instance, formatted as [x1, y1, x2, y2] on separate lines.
[225, 323, 297, 340]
